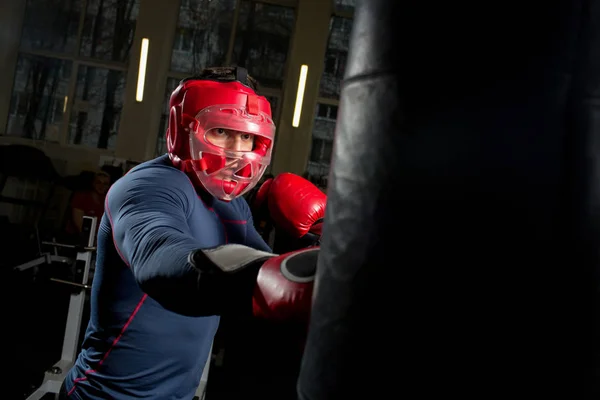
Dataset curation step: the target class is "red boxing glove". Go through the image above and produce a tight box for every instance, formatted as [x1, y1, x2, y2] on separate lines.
[267, 173, 327, 239]
[252, 247, 318, 323]
[251, 177, 273, 212]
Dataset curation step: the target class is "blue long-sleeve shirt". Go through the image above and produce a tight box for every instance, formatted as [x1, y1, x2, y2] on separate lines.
[63, 155, 271, 399]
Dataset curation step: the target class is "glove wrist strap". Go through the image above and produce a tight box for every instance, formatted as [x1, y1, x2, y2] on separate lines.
[190, 244, 276, 274]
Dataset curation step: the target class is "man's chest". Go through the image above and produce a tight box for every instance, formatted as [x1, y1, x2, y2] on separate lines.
[187, 201, 250, 247]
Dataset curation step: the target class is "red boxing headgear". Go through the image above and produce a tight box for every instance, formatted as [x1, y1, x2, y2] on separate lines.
[166, 68, 275, 201]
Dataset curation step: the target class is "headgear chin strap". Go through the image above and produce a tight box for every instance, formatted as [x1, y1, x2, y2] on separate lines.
[166, 68, 275, 201]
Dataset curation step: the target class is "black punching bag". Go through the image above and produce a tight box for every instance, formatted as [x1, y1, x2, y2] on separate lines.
[298, 0, 599, 399]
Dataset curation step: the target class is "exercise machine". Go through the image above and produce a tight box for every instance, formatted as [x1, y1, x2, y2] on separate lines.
[23, 216, 97, 400]
[16, 215, 213, 400]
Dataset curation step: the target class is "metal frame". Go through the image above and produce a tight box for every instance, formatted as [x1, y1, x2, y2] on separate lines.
[24, 216, 97, 400]
[13, 254, 73, 273]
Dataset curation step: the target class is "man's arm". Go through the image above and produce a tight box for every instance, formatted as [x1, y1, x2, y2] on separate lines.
[108, 166, 266, 316]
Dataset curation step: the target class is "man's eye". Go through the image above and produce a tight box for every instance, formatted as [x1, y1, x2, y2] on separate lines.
[241, 134, 252, 140]
[216, 128, 226, 135]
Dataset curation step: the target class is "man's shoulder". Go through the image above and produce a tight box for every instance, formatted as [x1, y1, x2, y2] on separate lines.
[123, 156, 188, 183]
[108, 156, 193, 201]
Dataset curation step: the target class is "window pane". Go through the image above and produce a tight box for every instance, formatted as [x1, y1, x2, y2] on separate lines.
[156, 78, 181, 157]
[322, 139, 333, 162]
[316, 103, 338, 119]
[306, 159, 331, 185]
[334, 0, 355, 14]
[319, 16, 353, 99]
[317, 103, 328, 118]
[231, 1, 295, 88]
[307, 102, 337, 180]
[312, 103, 337, 142]
[20, 0, 84, 54]
[6, 54, 72, 142]
[310, 138, 323, 163]
[68, 66, 126, 149]
[170, 0, 236, 74]
[79, 0, 140, 62]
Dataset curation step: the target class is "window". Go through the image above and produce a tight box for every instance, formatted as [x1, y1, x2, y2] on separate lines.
[173, 28, 196, 53]
[19, 0, 83, 54]
[79, 0, 139, 62]
[316, 103, 338, 120]
[311, 102, 336, 140]
[333, 0, 356, 14]
[67, 66, 126, 149]
[169, 0, 237, 74]
[5, 0, 140, 149]
[231, 1, 296, 88]
[309, 138, 333, 164]
[308, 136, 333, 188]
[169, 0, 295, 86]
[319, 16, 353, 99]
[308, 11, 354, 183]
[157, 0, 294, 157]
[6, 55, 71, 142]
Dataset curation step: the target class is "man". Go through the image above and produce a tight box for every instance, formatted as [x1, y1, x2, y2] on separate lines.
[59, 67, 326, 399]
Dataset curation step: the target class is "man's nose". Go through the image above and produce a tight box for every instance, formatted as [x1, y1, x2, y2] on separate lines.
[228, 136, 245, 151]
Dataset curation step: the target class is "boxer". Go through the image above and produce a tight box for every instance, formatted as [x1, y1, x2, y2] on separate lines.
[59, 67, 319, 400]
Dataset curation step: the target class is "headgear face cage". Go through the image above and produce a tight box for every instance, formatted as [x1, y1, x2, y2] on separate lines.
[166, 68, 275, 201]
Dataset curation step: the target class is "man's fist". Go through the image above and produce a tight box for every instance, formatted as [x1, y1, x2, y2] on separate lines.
[252, 247, 318, 323]
[267, 173, 327, 239]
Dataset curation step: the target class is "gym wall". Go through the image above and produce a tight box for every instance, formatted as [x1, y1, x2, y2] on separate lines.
[0, 0, 357, 186]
